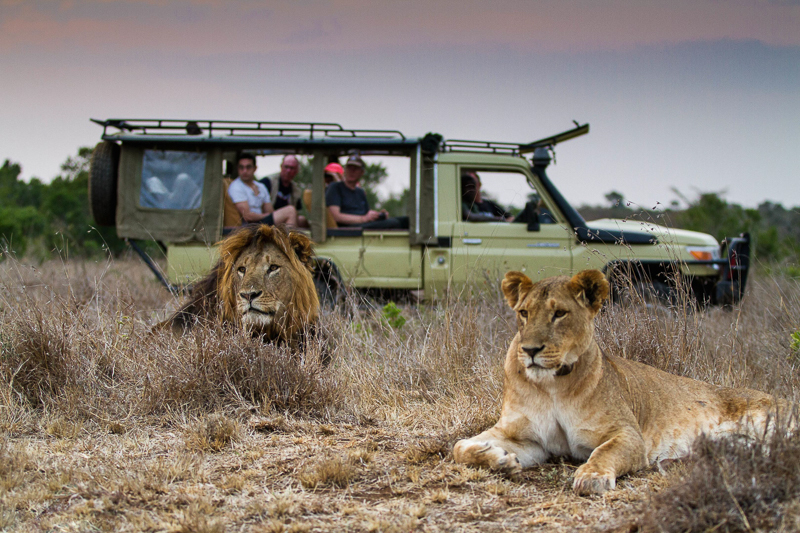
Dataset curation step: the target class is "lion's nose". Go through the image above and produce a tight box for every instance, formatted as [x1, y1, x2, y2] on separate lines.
[522, 345, 545, 358]
[240, 290, 262, 303]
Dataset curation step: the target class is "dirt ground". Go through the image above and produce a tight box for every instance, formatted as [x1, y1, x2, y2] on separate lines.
[3, 415, 678, 532]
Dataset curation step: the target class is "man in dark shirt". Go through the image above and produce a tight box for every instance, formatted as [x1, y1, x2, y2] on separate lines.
[261, 155, 308, 227]
[326, 155, 408, 229]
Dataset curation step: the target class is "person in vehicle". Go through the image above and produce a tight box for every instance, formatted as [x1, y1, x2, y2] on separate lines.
[462, 171, 514, 222]
[260, 155, 308, 227]
[326, 154, 408, 229]
[229, 153, 298, 227]
[324, 161, 343, 186]
[461, 173, 509, 222]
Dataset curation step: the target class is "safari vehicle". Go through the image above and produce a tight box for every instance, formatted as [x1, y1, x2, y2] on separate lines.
[87, 118, 749, 306]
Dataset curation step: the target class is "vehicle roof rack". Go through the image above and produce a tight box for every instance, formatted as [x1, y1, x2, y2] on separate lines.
[91, 118, 406, 141]
[440, 139, 521, 155]
[440, 122, 589, 155]
[90, 119, 589, 155]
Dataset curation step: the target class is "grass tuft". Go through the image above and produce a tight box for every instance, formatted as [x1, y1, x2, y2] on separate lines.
[298, 453, 358, 488]
[633, 417, 800, 532]
[185, 413, 241, 452]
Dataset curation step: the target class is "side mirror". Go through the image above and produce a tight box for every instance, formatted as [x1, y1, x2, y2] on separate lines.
[528, 212, 540, 232]
[515, 200, 540, 232]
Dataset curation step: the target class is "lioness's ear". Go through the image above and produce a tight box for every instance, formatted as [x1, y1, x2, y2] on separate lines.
[502, 271, 533, 308]
[569, 269, 609, 313]
[288, 232, 315, 268]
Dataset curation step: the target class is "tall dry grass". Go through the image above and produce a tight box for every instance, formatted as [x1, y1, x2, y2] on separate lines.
[2, 254, 800, 531]
[2, 256, 799, 427]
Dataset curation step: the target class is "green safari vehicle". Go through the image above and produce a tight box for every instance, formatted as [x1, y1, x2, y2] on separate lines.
[87, 118, 749, 305]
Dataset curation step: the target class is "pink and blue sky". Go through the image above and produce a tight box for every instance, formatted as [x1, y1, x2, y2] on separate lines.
[1, 0, 798, 207]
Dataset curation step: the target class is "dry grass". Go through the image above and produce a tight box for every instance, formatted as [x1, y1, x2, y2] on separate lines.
[1, 255, 799, 531]
[633, 420, 800, 532]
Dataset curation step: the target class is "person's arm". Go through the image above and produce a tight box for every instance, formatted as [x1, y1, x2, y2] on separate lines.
[326, 184, 379, 225]
[465, 211, 504, 222]
[235, 201, 268, 222]
[262, 202, 274, 215]
[463, 201, 501, 222]
[328, 205, 381, 225]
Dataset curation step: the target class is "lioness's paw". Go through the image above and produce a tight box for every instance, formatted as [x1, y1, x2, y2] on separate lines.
[453, 440, 522, 476]
[573, 464, 616, 495]
[489, 448, 522, 476]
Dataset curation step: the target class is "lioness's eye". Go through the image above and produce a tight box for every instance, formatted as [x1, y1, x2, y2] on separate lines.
[554, 310, 567, 319]
[237, 266, 246, 274]
[268, 265, 280, 273]
[519, 310, 528, 319]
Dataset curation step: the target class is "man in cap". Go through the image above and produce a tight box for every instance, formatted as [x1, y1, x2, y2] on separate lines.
[325, 155, 408, 229]
[325, 154, 382, 225]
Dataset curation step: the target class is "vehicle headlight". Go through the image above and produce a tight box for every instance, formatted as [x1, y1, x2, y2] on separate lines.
[686, 246, 720, 261]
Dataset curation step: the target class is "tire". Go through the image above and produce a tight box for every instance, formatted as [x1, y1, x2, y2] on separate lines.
[313, 259, 345, 309]
[88, 141, 120, 226]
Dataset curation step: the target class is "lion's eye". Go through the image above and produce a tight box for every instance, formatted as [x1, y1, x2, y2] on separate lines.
[268, 264, 280, 274]
[518, 310, 528, 319]
[553, 310, 567, 319]
[237, 266, 246, 275]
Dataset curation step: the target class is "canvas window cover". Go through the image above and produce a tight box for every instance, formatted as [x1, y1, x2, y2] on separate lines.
[140, 150, 206, 210]
[116, 146, 223, 244]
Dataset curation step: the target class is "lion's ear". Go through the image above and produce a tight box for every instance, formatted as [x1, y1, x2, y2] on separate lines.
[502, 271, 533, 308]
[288, 232, 315, 268]
[569, 270, 609, 313]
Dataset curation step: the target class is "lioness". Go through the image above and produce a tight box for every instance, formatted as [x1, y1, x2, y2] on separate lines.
[454, 269, 790, 495]
[161, 225, 319, 349]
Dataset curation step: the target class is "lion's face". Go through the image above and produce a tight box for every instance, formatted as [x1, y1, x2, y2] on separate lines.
[211, 225, 319, 342]
[502, 270, 609, 379]
[232, 240, 300, 332]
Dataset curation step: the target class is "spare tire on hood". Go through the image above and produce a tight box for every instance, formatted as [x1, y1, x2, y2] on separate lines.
[88, 141, 120, 226]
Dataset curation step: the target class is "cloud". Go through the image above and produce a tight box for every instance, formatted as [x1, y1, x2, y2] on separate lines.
[1, 0, 798, 55]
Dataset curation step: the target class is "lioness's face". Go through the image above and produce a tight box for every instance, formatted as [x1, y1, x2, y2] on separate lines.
[502, 270, 609, 378]
[233, 242, 297, 333]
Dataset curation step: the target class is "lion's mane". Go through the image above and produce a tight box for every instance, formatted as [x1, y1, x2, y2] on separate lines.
[164, 225, 319, 344]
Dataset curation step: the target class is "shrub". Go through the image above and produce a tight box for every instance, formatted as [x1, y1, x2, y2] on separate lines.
[634, 419, 800, 532]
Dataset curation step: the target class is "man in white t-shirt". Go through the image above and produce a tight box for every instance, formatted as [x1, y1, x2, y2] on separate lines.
[228, 153, 297, 227]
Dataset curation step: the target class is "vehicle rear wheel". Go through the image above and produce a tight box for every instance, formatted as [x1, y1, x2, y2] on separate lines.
[88, 141, 120, 226]
[313, 259, 345, 309]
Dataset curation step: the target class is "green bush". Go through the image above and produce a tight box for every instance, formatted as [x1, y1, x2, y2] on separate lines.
[0, 149, 126, 260]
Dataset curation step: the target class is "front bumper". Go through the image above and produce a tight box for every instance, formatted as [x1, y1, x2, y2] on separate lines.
[683, 233, 751, 305]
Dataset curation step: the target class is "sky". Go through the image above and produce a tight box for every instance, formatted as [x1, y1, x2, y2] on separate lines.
[1, 0, 799, 209]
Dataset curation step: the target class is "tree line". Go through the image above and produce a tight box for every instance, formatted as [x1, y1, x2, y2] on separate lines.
[0, 148, 125, 260]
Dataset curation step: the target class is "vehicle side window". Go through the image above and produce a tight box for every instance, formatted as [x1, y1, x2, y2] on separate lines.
[461, 169, 551, 223]
[140, 150, 206, 210]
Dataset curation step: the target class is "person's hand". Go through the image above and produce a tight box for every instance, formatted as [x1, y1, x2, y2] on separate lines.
[364, 210, 381, 222]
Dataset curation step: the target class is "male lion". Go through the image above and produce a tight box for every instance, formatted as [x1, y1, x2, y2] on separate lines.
[162, 225, 319, 348]
[454, 269, 791, 495]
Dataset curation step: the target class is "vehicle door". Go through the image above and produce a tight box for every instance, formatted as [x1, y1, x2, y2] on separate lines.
[450, 166, 573, 287]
